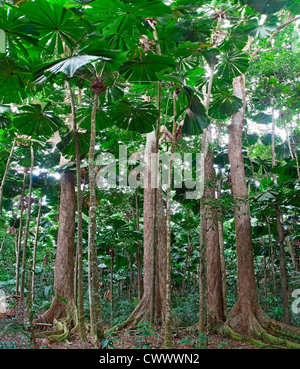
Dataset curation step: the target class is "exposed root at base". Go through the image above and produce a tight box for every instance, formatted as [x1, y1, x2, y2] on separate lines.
[112, 298, 150, 332]
[35, 317, 73, 343]
[221, 321, 300, 349]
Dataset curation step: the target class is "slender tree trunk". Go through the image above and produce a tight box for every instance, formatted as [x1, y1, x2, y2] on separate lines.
[283, 115, 294, 160]
[16, 171, 27, 296]
[275, 203, 291, 324]
[150, 81, 162, 326]
[88, 92, 104, 338]
[135, 189, 142, 301]
[199, 59, 220, 332]
[110, 249, 114, 324]
[149, 22, 162, 326]
[0, 138, 16, 216]
[217, 166, 227, 316]
[287, 236, 299, 272]
[266, 217, 277, 294]
[182, 225, 192, 295]
[20, 144, 34, 307]
[226, 74, 263, 335]
[205, 128, 225, 327]
[126, 250, 133, 300]
[67, 81, 87, 341]
[164, 91, 177, 348]
[31, 195, 43, 304]
[271, 106, 290, 324]
[41, 171, 76, 323]
[123, 131, 167, 328]
[271, 106, 276, 168]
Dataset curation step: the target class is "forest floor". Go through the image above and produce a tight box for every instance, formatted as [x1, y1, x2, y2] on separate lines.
[0, 311, 257, 350]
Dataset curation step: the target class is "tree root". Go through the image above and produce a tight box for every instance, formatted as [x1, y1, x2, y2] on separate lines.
[221, 319, 300, 349]
[113, 309, 147, 332]
[111, 296, 152, 333]
[35, 315, 74, 343]
[263, 318, 300, 343]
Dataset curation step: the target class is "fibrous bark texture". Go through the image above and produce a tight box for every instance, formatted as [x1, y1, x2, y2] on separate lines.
[123, 131, 167, 327]
[227, 74, 261, 335]
[205, 129, 225, 327]
[40, 171, 76, 323]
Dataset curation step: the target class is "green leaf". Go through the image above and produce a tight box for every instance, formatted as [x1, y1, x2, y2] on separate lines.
[108, 99, 158, 133]
[248, 23, 277, 39]
[57, 129, 90, 158]
[86, 0, 171, 36]
[240, 0, 287, 14]
[217, 51, 249, 80]
[13, 104, 63, 138]
[286, 0, 300, 14]
[260, 133, 282, 146]
[120, 54, 176, 82]
[0, 57, 31, 104]
[20, 0, 85, 54]
[209, 90, 243, 119]
[77, 106, 113, 131]
[243, 132, 259, 146]
[251, 112, 272, 124]
[182, 95, 210, 136]
[256, 190, 278, 202]
[176, 19, 212, 44]
[36, 55, 102, 80]
[0, 7, 38, 55]
[0, 114, 11, 129]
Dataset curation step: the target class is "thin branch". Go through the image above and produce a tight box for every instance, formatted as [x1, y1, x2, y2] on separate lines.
[252, 15, 300, 57]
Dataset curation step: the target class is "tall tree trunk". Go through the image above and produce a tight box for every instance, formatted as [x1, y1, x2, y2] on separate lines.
[164, 91, 177, 348]
[110, 249, 114, 324]
[205, 129, 225, 327]
[31, 195, 43, 305]
[271, 106, 290, 324]
[20, 144, 34, 307]
[135, 189, 143, 300]
[266, 217, 277, 294]
[123, 131, 167, 328]
[67, 81, 87, 341]
[0, 138, 16, 216]
[275, 203, 291, 324]
[224, 74, 300, 344]
[16, 171, 27, 296]
[40, 171, 76, 323]
[88, 91, 104, 338]
[217, 166, 227, 316]
[182, 224, 192, 295]
[226, 74, 263, 335]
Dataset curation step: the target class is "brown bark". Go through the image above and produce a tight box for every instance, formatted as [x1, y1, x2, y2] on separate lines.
[205, 129, 225, 326]
[226, 74, 262, 335]
[135, 189, 143, 300]
[217, 165, 227, 316]
[16, 171, 27, 296]
[88, 92, 104, 338]
[0, 138, 16, 216]
[31, 196, 43, 304]
[164, 91, 177, 348]
[40, 171, 76, 323]
[20, 144, 34, 307]
[223, 74, 300, 344]
[123, 131, 167, 327]
[275, 203, 291, 324]
[67, 81, 87, 341]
